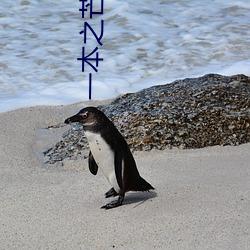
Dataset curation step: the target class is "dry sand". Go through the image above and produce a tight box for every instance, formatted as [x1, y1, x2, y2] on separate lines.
[0, 101, 249, 249]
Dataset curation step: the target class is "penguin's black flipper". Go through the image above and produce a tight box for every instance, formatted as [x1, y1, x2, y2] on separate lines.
[88, 151, 98, 175]
[114, 146, 124, 190]
[105, 187, 118, 198]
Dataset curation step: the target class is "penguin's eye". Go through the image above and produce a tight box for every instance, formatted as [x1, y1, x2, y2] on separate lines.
[79, 112, 88, 119]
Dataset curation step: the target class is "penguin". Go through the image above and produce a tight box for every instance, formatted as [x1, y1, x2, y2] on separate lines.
[65, 107, 154, 209]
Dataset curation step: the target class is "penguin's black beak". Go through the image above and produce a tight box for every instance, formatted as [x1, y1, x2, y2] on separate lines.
[64, 114, 81, 124]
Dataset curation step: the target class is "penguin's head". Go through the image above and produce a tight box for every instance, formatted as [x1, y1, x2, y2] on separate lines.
[65, 107, 109, 129]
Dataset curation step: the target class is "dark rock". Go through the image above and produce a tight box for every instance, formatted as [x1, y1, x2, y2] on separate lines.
[43, 74, 250, 163]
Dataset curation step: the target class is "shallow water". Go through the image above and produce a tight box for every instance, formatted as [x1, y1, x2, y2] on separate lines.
[0, 0, 250, 112]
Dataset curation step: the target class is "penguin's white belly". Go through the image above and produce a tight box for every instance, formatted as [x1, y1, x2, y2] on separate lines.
[85, 131, 120, 193]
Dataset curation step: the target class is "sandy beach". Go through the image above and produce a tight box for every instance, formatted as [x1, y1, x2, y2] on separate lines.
[0, 101, 249, 249]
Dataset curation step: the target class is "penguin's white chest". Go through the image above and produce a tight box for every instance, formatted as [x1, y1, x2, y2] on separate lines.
[85, 131, 120, 192]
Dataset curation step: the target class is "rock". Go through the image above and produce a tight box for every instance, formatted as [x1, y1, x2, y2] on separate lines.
[43, 74, 250, 164]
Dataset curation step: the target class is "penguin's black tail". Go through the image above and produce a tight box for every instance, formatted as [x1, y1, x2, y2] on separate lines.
[132, 176, 154, 192]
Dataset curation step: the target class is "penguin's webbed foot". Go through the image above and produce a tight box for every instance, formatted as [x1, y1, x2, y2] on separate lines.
[105, 187, 118, 198]
[101, 196, 124, 209]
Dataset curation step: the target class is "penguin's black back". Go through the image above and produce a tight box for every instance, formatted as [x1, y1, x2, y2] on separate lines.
[101, 120, 154, 192]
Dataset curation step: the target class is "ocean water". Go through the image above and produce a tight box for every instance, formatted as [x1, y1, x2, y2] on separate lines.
[0, 0, 250, 112]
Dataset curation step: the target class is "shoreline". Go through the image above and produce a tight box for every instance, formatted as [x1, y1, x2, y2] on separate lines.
[0, 102, 249, 249]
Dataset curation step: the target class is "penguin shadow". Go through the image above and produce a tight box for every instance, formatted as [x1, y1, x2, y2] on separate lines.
[122, 190, 157, 208]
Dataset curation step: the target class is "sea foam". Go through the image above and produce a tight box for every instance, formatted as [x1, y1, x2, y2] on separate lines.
[0, 0, 249, 112]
